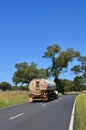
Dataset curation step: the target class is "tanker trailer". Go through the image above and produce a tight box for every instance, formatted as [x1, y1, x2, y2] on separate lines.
[29, 78, 58, 102]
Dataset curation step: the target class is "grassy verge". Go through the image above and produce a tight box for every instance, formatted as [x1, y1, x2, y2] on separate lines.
[65, 91, 80, 95]
[0, 91, 29, 108]
[76, 93, 86, 130]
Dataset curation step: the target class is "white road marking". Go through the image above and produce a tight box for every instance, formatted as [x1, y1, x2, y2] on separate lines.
[41, 103, 47, 107]
[9, 113, 24, 120]
[69, 99, 76, 130]
[54, 99, 57, 102]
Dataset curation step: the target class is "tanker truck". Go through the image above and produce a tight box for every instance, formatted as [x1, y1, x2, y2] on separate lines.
[29, 78, 58, 102]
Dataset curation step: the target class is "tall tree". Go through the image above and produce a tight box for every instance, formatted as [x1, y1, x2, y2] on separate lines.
[43, 44, 80, 92]
[71, 56, 86, 86]
[12, 62, 48, 85]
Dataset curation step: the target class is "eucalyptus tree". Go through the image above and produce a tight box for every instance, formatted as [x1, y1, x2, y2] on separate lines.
[71, 56, 86, 86]
[71, 56, 86, 75]
[12, 62, 48, 86]
[43, 44, 80, 92]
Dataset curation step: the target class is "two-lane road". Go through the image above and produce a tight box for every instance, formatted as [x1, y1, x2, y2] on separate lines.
[0, 95, 76, 130]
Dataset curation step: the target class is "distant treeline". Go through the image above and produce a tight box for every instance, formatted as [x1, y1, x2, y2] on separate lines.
[0, 82, 28, 91]
[0, 78, 86, 93]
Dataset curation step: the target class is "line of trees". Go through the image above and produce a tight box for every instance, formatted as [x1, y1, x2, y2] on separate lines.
[0, 44, 86, 93]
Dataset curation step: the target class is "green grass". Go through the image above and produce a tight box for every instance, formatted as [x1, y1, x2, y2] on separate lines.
[0, 91, 29, 108]
[76, 93, 86, 130]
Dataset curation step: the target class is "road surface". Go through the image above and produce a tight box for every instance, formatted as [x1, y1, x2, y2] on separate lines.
[0, 95, 76, 130]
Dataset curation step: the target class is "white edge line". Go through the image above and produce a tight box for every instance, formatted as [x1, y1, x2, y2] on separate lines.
[10, 113, 24, 120]
[69, 99, 76, 130]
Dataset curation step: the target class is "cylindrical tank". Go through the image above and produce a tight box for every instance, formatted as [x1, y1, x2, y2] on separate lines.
[29, 78, 56, 93]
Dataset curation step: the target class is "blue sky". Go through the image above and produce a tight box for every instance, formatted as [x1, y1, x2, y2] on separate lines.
[0, 0, 86, 84]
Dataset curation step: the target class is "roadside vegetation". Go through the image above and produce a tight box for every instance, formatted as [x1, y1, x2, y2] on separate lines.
[0, 44, 86, 107]
[0, 91, 28, 108]
[76, 93, 86, 130]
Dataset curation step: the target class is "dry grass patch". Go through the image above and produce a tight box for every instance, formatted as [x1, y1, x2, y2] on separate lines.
[0, 91, 29, 108]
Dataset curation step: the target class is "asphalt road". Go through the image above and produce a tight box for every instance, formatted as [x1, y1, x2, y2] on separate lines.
[0, 95, 76, 130]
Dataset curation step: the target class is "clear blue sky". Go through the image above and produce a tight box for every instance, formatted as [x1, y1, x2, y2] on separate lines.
[0, 0, 86, 84]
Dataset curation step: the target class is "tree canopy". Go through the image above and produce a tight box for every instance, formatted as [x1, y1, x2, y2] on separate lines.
[0, 82, 12, 90]
[71, 56, 86, 85]
[43, 44, 80, 80]
[12, 62, 48, 85]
